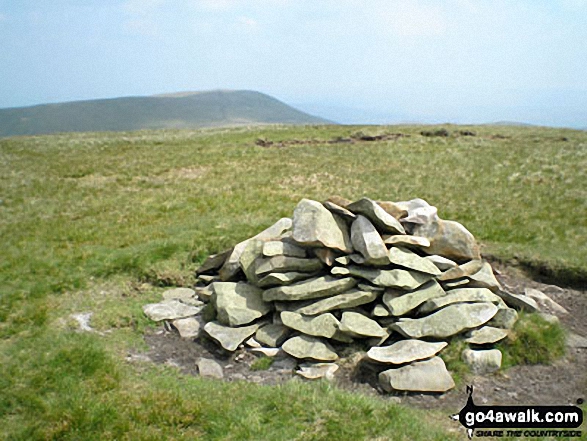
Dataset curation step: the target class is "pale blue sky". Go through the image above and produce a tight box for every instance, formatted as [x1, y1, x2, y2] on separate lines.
[1, 0, 586, 127]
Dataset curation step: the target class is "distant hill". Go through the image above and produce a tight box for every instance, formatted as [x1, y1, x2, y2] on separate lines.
[0, 90, 332, 137]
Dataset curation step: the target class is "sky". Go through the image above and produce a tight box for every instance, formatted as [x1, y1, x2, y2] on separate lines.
[0, 0, 586, 127]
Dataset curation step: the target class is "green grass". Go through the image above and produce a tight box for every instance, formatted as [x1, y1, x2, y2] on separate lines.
[1, 124, 586, 439]
[250, 356, 275, 371]
[498, 312, 567, 368]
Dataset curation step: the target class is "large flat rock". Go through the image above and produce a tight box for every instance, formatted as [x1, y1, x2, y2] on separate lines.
[282, 335, 339, 361]
[332, 265, 431, 290]
[350, 215, 389, 265]
[257, 271, 318, 288]
[346, 197, 406, 235]
[391, 302, 498, 338]
[211, 282, 271, 326]
[388, 247, 442, 276]
[293, 289, 379, 315]
[367, 339, 447, 364]
[263, 276, 357, 302]
[255, 255, 323, 276]
[465, 326, 509, 345]
[255, 323, 291, 347]
[143, 300, 203, 322]
[412, 219, 480, 262]
[280, 311, 341, 339]
[383, 280, 446, 316]
[339, 311, 388, 338]
[204, 321, 260, 352]
[419, 287, 504, 314]
[378, 357, 455, 393]
[292, 199, 352, 252]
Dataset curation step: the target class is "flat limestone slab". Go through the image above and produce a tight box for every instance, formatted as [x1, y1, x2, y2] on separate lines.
[350, 215, 389, 265]
[294, 289, 378, 315]
[391, 302, 498, 338]
[419, 287, 504, 314]
[340, 311, 388, 338]
[211, 282, 271, 326]
[383, 280, 446, 316]
[388, 247, 441, 276]
[346, 197, 406, 235]
[262, 240, 307, 258]
[465, 326, 509, 345]
[296, 362, 339, 380]
[292, 199, 352, 253]
[263, 276, 357, 302]
[143, 300, 203, 322]
[378, 357, 455, 393]
[280, 311, 341, 339]
[255, 255, 323, 276]
[204, 321, 260, 352]
[382, 235, 430, 249]
[282, 335, 339, 361]
[495, 289, 540, 312]
[257, 271, 318, 288]
[367, 339, 447, 364]
[331, 265, 431, 290]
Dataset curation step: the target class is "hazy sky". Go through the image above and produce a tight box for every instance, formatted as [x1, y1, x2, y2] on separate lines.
[1, 0, 586, 127]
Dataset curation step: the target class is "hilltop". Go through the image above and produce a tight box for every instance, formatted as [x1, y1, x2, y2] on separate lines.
[0, 90, 331, 137]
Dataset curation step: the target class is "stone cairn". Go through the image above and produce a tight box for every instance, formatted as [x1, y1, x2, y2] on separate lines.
[144, 196, 546, 393]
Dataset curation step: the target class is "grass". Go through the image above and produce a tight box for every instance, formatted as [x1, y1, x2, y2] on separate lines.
[250, 356, 275, 371]
[498, 312, 567, 368]
[1, 124, 586, 439]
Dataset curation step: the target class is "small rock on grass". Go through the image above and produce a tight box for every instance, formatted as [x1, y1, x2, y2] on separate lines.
[143, 300, 203, 321]
[524, 288, 568, 315]
[462, 348, 502, 374]
[465, 326, 509, 345]
[197, 358, 224, 379]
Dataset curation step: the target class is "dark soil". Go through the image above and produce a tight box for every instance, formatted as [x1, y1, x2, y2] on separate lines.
[139, 262, 587, 413]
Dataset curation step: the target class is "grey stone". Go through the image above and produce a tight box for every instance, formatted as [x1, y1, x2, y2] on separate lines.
[419, 287, 504, 314]
[346, 197, 406, 235]
[143, 300, 203, 322]
[566, 333, 587, 348]
[171, 316, 203, 339]
[412, 219, 481, 262]
[467, 261, 502, 291]
[262, 240, 307, 258]
[376, 200, 408, 220]
[296, 362, 339, 380]
[162, 287, 199, 305]
[245, 337, 262, 348]
[255, 255, 323, 276]
[250, 347, 283, 357]
[331, 265, 431, 290]
[462, 348, 502, 374]
[379, 357, 455, 393]
[197, 358, 224, 379]
[340, 311, 388, 338]
[281, 311, 341, 339]
[495, 289, 540, 312]
[255, 323, 291, 347]
[323, 201, 357, 222]
[351, 215, 389, 265]
[383, 280, 446, 316]
[239, 239, 265, 285]
[388, 247, 442, 276]
[204, 321, 260, 352]
[382, 234, 431, 249]
[465, 326, 509, 345]
[294, 289, 379, 315]
[524, 288, 568, 315]
[195, 285, 214, 302]
[372, 303, 390, 317]
[211, 282, 271, 326]
[438, 259, 485, 281]
[391, 302, 498, 338]
[257, 271, 318, 288]
[442, 278, 470, 289]
[424, 254, 458, 271]
[196, 249, 231, 275]
[263, 276, 358, 302]
[395, 198, 439, 225]
[282, 335, 339, 361]
[488, 307, 519, 329]
[219, 218, 292, 280]
[367, 339, 447, 364]
[334, 256, 352, 265]
[292, 199, 352, 253]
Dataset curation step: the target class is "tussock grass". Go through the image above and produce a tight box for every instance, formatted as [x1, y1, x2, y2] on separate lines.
[1, 124, 585, 439]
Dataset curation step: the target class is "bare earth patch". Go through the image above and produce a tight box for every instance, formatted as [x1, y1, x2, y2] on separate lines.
[140, 262, 587, 413]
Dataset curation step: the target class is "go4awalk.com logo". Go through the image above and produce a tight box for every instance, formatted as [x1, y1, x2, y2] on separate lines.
[451, 386, 584, 439]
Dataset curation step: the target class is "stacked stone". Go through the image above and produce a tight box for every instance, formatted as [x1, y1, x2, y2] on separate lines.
[145, 196, 542, 393]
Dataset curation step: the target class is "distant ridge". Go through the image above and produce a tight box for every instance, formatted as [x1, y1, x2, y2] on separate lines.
[0, 90, 332, 137]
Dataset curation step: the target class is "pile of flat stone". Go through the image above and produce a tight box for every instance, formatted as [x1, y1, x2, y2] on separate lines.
[143, 196, 550, 393]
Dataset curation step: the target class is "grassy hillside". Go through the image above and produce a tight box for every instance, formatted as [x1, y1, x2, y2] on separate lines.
[0, 90, 331, 137]
[0, 124, 586, 439]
